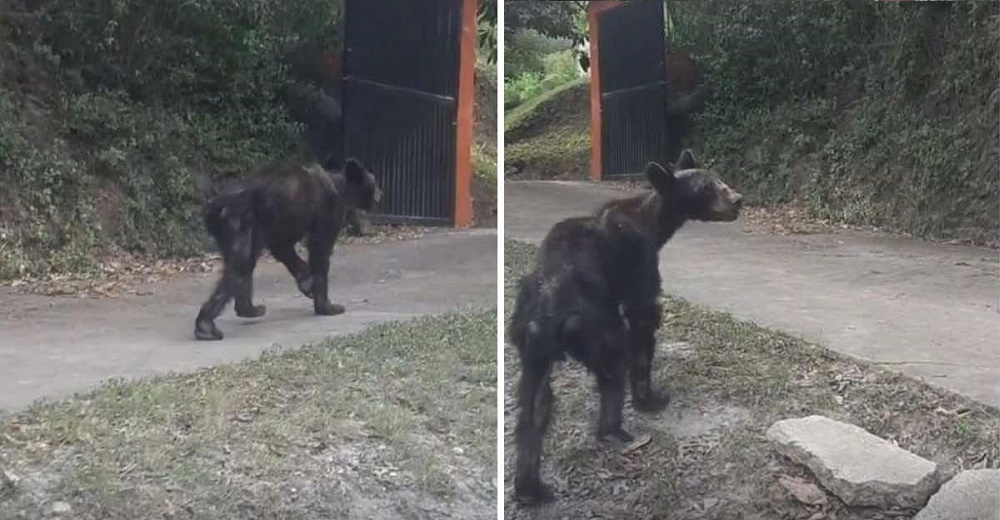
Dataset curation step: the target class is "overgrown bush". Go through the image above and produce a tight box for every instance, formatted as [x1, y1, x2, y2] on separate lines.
[0, 0, 329, 278]
[668, 0, 999, 243]
[34, 0, 341, 109]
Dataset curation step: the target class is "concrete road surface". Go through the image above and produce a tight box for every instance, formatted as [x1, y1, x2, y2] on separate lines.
[0, 229, 497, 412]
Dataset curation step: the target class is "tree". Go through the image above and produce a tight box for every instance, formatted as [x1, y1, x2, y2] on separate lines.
[505, 0, 586, 42]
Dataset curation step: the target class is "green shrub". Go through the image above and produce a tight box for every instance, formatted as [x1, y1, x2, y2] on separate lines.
[672, 0, 999, 243]
[35, 0, 341, 113]
[505, 49, 582, 110]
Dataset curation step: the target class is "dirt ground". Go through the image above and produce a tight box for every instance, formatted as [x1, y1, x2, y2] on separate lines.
[503, 240, 998, 520]
[4, 224, 431, 300]
[473, 175, 498, 228]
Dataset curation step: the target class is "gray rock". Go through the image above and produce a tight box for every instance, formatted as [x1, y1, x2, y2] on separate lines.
[766, 415, 942, 509]
[914, 469, 999, 520]
[51, 501, 71, 514]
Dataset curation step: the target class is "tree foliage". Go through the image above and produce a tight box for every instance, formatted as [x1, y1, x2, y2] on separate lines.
[505, 0, 585, 41]
[504, 0, 585, 83]
[479, 0, 498, 63]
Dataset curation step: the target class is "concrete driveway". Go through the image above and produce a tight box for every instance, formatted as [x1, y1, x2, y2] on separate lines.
[0, 229, 497, 412]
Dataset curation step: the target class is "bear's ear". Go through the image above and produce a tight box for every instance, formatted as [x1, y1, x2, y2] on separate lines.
[675, 149, 697, 171]
[645, 161, 676, 194]
[344, 158, 366, 185]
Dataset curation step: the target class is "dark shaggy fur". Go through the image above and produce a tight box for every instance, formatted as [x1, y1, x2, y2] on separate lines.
[194, 158, 381, 341]
[509, 149, 743, 505]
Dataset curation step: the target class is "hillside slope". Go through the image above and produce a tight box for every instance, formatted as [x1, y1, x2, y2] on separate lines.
[504, 78, 589, 180]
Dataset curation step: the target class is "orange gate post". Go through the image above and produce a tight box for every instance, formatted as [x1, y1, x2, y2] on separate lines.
[454, 0, 478, 227]
[587, 1, 624, 182]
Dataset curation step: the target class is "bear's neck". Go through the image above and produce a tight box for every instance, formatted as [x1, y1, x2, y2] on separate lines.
[634, 193, 687, 248]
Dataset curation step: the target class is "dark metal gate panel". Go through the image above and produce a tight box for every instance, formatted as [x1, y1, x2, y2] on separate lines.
[342, 0, 461, 225]
[597, 1, 669, 179]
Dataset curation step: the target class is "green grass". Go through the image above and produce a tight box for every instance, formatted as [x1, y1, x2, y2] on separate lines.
[0, 311, 497, 519]
[504, 79, 591, 180]
[504, 78, 587, 138]
[473, 142, 498, 188]
[503, 239, 998, 519]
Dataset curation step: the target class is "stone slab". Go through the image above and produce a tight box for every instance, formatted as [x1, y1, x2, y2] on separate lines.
[914, 469, 999, 520]
[767, 415, 942, 509]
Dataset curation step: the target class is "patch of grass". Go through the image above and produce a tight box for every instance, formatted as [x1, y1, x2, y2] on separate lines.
[473, 142, 497, 188]
[0, 310, 497, 519]
[504, 79, 590, 180]
[504, 78, 587, 140]
[472, 141, 498, 228]
[472, 60, 498, 228]
[503, 239, 998, 519]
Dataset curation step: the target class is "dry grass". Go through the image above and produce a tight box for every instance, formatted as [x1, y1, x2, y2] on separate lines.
[0, 310, 497, 520]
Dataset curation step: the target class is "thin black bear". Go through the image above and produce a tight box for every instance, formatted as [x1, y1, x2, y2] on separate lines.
[194, 158, 381, 341]
[508, 149, 743, 505]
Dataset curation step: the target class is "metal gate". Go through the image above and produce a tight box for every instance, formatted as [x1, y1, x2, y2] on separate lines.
[594, 0, 669, 179]
[342, 0, 465, 225]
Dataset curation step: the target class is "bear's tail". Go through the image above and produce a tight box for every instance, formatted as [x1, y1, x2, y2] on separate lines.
[508, 272, 539, 353]
[509, 272, 570, 367]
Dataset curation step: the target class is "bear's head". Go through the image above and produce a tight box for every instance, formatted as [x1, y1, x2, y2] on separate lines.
[645, 149, 742, 223]
[342, 158, 383, 212]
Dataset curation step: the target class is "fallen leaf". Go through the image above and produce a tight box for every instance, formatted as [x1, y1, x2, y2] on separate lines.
[778, 475, 828, 506]
[622, 433, 652, 454]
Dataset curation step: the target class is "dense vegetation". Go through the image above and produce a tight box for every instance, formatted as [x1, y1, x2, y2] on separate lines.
[503, 0, 584, 109]
[505, 0, 999, 244]
[0, 0, 497, 280]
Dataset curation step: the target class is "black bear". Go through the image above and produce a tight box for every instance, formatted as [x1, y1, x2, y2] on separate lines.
[508, 149, 742, 505]
[194, 158, 381, 341]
